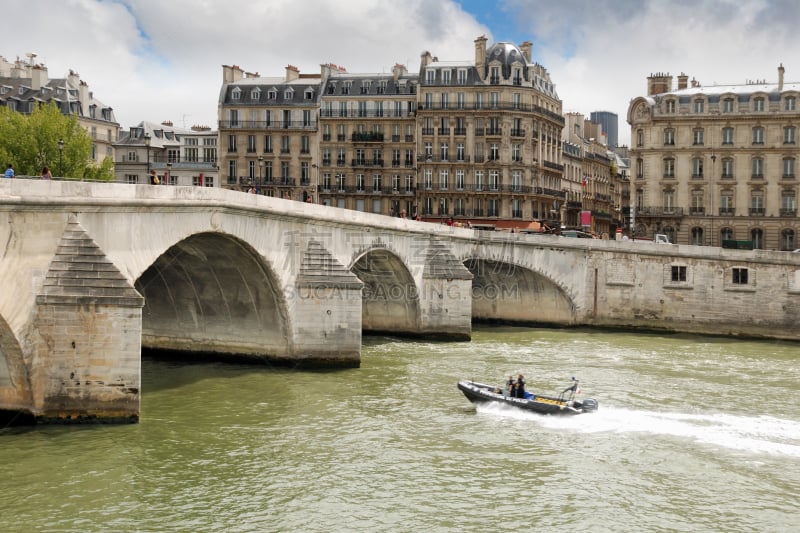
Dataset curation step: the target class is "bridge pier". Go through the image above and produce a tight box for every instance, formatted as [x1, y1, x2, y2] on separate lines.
[290, 241, 364, 366]
[417, 241, 473, 340]
[31, 220, 144, 423]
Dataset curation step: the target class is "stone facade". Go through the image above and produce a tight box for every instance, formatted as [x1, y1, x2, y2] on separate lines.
[628, 65, 800, 250]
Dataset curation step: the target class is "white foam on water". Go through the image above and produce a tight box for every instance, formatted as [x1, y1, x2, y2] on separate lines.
[474, 402, 800, 457]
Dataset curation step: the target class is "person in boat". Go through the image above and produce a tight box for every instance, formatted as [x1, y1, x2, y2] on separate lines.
[506, 375, 515, 396]
[515, 374, 526, 398]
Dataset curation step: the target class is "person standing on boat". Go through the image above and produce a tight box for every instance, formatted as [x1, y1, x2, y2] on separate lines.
[506, 375, 515, 397]
[515, 374, 526, 398]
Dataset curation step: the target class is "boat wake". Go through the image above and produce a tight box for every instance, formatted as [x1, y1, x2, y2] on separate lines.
[475, 403, 800, 457]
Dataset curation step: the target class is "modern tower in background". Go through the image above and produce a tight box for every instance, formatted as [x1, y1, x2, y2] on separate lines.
[590, 110, 618, 148]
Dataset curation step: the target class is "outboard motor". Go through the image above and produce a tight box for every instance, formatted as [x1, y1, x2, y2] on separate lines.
[580, 398, 599, 412]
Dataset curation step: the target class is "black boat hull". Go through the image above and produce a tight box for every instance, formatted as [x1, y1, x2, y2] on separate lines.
[457, 380, 598, 415]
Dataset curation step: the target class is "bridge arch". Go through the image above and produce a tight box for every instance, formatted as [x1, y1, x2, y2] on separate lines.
[0, 314, 33, 415]
[134, 232, 291, 359]
[350, 247, 420, 335]
[463, 257, 576, 325]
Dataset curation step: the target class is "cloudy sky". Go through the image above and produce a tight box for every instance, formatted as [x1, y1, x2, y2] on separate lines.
[5, 0, 799, 146]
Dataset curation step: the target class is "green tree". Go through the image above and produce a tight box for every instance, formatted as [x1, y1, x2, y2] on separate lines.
[0, 102, 114, 180]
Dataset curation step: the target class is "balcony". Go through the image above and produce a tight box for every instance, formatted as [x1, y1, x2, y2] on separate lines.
[719, 208, 735, 215]
[780, 208, 797, 217]
[749, 208, 765, 216]
[636, 206, 685, 217]
[351, 132, 384, 142]
[689, 207, 705, 215]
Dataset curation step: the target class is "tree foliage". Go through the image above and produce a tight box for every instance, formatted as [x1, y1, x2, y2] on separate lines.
[0, 102, 114, 180]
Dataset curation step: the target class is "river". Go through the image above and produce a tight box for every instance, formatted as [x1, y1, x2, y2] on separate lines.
[1, 326, 798, 532]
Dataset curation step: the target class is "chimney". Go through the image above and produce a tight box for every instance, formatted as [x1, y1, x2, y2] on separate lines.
[222, 64, 244, 83]
[31, 64, 48, 90]
[646, 72, 672, 96]
[691, 77, 699, 88]
[520, 41, 532, 62]
[392, 63, 407, 81]
[474, 35, 488, 72]
[779, 63, 785, 91]
[677, 73, 689, 90]
[79, 80, 90, 114]
[285, 64, 300, 82]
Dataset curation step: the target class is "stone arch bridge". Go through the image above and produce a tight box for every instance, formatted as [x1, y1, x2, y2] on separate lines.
[2, 181, 799, 422]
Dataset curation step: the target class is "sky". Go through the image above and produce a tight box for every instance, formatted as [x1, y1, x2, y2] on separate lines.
[5, 0, 800, 147]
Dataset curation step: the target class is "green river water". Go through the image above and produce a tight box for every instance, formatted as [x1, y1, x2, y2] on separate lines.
[1, 326, 798, 532]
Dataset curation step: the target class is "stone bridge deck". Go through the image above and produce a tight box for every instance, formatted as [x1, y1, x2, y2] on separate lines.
[2, 180, 799, 422]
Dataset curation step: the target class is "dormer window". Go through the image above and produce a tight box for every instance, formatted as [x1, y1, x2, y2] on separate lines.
[785, 96, 796, 111]
[377, 81, 386, 94]
[304, 88, 315, 100]
[284, 88, 294, 100]
[442, 70, 451, 84]
[268, 89, 277, 100]
[665, 99, 676, 113]
[18, 86, 25, 95]
[326, 83, 335, 95]
[693, 99, 704, 113]
[251, 88, 261, 100]
[753, 96, 765, 112]
[457, 69, 467, 85]
[361, 81, 370, 94]
[723, 97, 734, 112]
[231, 87, 241, 100]
[342, 81, 351, 95]
[426, 69, 435, 84]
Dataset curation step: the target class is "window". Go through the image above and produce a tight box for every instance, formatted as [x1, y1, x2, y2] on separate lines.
[512, 198, 522, 218]
[438, 169, 448, 190]
[488, 198, 499, 217]
[457, 70, 467, 85]
[752, 158, 764, 178]
[691, 189, 704, 214]
[751, 228, 764, 249]
[750, 190, 764, 214]
[693, 129, 704, 145]
[231, 87, 241, 100]
[691, 227, 704, 246]
[753, 97, 765, 111]
[664, 158, 675, 177]
[722, 158, 734, 178]
[692, 157, 703, 178]
[455, 170, 465, 190]
[784, 126, 796, 144]
[426, 69, 435, 84]
[694, 99, 704, 113]
[781, 228, 796, 250]
[720, 190, 734, 214]
[732, 268, 748, 285]
[438, 197, 448, 216]
[752, 126, 764, 144]
[671, 266, 687, 282]
[372, 174, 381, 193]
[781, 190, 796, 215]
[511, 170, 522, 192]
[442, 70, 451, 84]
[636, 158, 643, 179]
[783, 158, 795, 178]
[722, 98, 734, 113]
[664, 128, 675, 145]
[512, 143, 521, 162]
[786, 96, 796, 111]
[474, 170, 484, 191]
[423, 169, 432, 190]
[666, 100, 676, 113]
[227, 135, 237, 152]
[722, 127, 734, 145]
[488, 170, 500, 190]
[247, 135, 256, 153]
[663, 189, 675, 212]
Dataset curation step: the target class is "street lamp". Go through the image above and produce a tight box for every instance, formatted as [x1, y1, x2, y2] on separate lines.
[144, 133, 151, 175]
[57, 139, 64, 177]
[311, 163, 318, 203]
[258, 155, 264, 191]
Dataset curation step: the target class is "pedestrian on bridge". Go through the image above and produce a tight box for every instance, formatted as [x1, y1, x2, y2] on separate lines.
[4, 164, 14, 178]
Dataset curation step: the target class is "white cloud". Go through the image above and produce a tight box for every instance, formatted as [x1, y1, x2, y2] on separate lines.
[5, 0, 800, 147]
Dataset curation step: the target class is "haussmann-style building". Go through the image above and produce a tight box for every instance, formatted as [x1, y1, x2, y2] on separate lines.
[628, 65, 800, 250]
